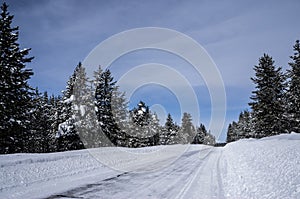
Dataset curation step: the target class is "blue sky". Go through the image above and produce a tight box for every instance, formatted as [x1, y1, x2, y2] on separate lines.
[4, 0, 300, 141]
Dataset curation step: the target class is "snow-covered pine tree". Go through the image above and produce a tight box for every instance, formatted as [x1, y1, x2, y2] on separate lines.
[56, 63, 84, 151]
[203, 130, 216, 146]
[48, 95, 62, 152]
[179, 112, 195, 144]
[286, 40, 300, 133]
[192, 124, 207, 144]
[94, 68, 119, 146]
[148, 113, 160, 146]
[160, 113, 178, 145]
[128, 101, 150, 147]
[29, 89, 53, 153]
[249, 54, 286, 138]
[111, 86, 129, 146]
[238, 110, 254, 138]
[226, 121, 238, 143]
[0, 3, 34, 153]
[73, 64, 107, 148]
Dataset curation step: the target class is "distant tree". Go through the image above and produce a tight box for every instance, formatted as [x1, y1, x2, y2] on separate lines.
[203, 130, 216, 146]
[226, 110, 254, 143]
[131, 101, 150, 127]
[179, 112, 195, 144]
[286, 40, 300, 133]
[249, 54, 286, 138]
[160, 113, 178, 145]
[192, 124, 207, 144]
[226, 122, 238, 143]
[0, 3, 34, 153]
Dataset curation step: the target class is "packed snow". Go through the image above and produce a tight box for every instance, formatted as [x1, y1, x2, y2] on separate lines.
[0, 133, 299, 199]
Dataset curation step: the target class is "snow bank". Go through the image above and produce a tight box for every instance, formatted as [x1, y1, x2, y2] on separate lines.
[0, 133, 299, 198]
[222, 133, 300, 198]
[0, 145, 191, 198]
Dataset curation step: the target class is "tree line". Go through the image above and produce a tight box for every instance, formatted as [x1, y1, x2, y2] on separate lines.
[227, 41, 300, 142]
[0, 3, 215, 154]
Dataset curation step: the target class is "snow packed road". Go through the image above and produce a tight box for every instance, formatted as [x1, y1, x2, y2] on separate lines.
[1, 133, 300, 199]
[46, 147, 224, 199]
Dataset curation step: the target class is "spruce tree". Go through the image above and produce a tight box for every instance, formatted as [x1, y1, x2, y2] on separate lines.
[249, 54, 286, 138]
[286, 40, 300, 133]
[30, 89, 53, 152]
[0, 3, 34, 153]
[160, 113, 177, 145]
[192, 124, 207, 144]
[226, 122, 238, 143]
[56, 63, 84, 151]
[94, 68, 118, 146]
[179, 112, 195, 144]
[111, 87, 129, 146]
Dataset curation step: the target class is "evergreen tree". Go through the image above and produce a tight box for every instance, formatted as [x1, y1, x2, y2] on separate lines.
[286, 40, 300, 133]
[56, 63, 84, 151]
[192, 124, 207, 144]
[29, 89, 53, 152]
[249, 54, 286, 138]
[0, 3, 34, 153]
[226, 121, 238, 143]
[94, 68, 118, 146]
[148, 113, 161, 146]
[179, 112, 195, 144]
[48, 95, 62, 152]
[160, 113, 178, 145]
[111, 87, 129, 146]
[202, 130, 216, 146]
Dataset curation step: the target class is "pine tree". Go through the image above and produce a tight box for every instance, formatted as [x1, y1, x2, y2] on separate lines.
[111, 87, 129, 146]
[192, 124, 207, 144]
[160, 113, 178, 145]
[286, 40, 300, 133]
[0, 3, 34, 153]
[56, 63, 84, 151]
[226, 122, 238, 143]
[249, 54, 286, 138]
[29, 89, 53, 152]
[179, 112, 195, 144]
[148, 113, 161, 146]
[203, 130, 216, 146]
[48, 95, 62, 151]
[94, 68, 118, 146]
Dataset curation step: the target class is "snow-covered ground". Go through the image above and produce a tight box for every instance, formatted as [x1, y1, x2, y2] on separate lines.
[0, 133, 299, 199]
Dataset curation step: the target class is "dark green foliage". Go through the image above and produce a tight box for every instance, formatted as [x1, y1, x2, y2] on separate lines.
[192, 124, 215, 145]
[249, 54, 286, 138]
[226, 110, 253, 142]
[29, 89, 53, 152]
[286, 40, 300, 133]
[0, 3, 34, 153]
[94, 68, 119, 146]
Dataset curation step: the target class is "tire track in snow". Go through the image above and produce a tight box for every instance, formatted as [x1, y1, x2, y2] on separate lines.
[45, 146, 224, 199]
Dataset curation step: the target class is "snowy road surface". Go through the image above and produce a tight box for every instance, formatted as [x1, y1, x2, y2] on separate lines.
[1, 133, 300, 199]
[47, 147, 224, 199]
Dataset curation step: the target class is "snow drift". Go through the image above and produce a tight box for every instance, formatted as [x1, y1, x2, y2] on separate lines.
[0, 133, 299, 198]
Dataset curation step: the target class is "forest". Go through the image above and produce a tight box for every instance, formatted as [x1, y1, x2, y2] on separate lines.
[0, 3, 215, 154]
[1, 2, 299, 154]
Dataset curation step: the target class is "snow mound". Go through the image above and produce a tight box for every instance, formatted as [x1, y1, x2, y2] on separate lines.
[222, 133, 300, 198]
